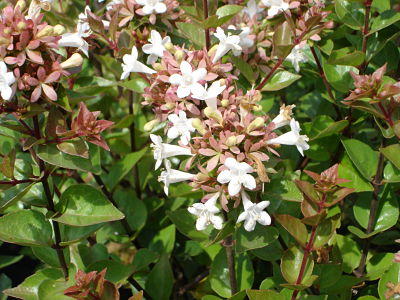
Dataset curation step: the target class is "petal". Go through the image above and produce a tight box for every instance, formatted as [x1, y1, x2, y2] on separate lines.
[142, 44, 154, 55]
[244, 218, 256, 231]
[168, 113, 179, 123]
[211, 216, 223, 230]
[242, 174, 256, 190]
[150, 30, 162, 44]
[1, 85, 12, 101]
[169, 74, 183, 85]
[167, 126, 179, 139]
[130, 46, 138, 60]
[267, 131, 298, 146]
[180, 61, 192, 75]
[132, 61, 156, 74]
[224, 157, 238, 170]
[236, 211, 248, 223]
[256, 201, 270, 210]
[257, 211, 271, 226]
[217, 170, 231, 184]
[196, 216, 208, 231]
[238, 161, 254, 173]
[0, 61, 7, 73]
[190, 82, 206, 97]
[192, 68, 207, 82]
[228, 178, 242, 196]
[154, 158, 162, 170]
[155, 2, 167, 13]
[142, 5, 153, 15]
[212, 44, 229, 63]
[177, 86, 191, 98]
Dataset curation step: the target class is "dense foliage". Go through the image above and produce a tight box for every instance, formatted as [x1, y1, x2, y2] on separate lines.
[0, 0, 400, 299]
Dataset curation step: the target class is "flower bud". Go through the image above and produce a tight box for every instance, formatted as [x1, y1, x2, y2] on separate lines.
[15, 0, 26, 10]
[208, 44, 218, 58]
[165, 102, 175, 110]
[253, 104, 263, 112]
[192, 118, 206, 135]
[153, 63, 163, 71]
[204, 107, 223, 125]
[60, 53, 84, 69]
[36, 25, 54, 38]
[219, 78, 226, 86]
[174, 50, 185, 62]
[143, 119, 159, 132]
[247, 117, 264, 132]
[53, 24, 66, 35]
[164, 42, 175, 53]
[3, 28, 12, 35]
[17, 22, 27, 31]
[221, 99, 229, 107]
[196, 173, 209, 182]
[225, 136, 237, 147]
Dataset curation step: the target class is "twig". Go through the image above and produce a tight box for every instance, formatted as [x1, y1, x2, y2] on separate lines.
[355, 151, 385, 277]
[33, 116, 69, 280]
[12, 113, 35, 136]
[223, 235, 238, 295]
[203, 0, 211, 50]
[127, 277, 152, 299]
[0, 179, 36, 185]
[359, 0, 372, 73]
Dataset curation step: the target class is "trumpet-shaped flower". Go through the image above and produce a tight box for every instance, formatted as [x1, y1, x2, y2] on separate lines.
[142, 30, 171, 64]
[191, 81, 226, 110]
[217, 157, 256, 196]
[242, 0, 264, 19]
[267, 118, 310, 156]
[271, 104, 295, 129]
[261, 0, 289, 17]
[158, 160, 195, 195]
[228, 26, 254, 53]
[169, 61, 207, 98]
[0, 61, 15, 101]
[150, 134, 193, 170]
[136, 0, 167, 15]
[237, 191, 271, 231]
[167, 111, 195, 145]
[286, 44, 308, 73]
[188, 193, 224, 230]
[120, 46, 156, 80]
[212, 27, 242, 63]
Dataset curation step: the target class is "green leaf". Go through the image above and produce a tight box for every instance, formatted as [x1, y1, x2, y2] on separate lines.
[314, 264, 342, 289]
[322, 61, 358, 93]
[132, 248, 159, 272]
[87, 260, 134, 283]
[328, 48, 365, 66]
[176, 22, 205, 49]
[54, 184, 124, 226]
[0, 182, 36, 213]
[118, 77, 149, 93]
[369, 10, 400, 35]
[60, 223, 104, 246]
[3, 268, 64, 300]
[338, 154, 373, 192]
[310, 119, 349, 141]
[104, 147, 147, 190]
[231, 56, 255, 83]
[261, 71, 301, 91]
[380, 144, 400, 169]
[0, 255, 23, 269]
[215, 5, 242, 18]
[378, 262, 400, 299]
[281, 246, 314, 285]
[36, 144, 93, 172]
[275, 214, 308, 247]
[148, 224, 176, 255]
[37, 280, 71, 300]
[235, 225, 279, 254]
[210, 249, 254, 298]
[246, 289, 285, 300]
[366, 252, 394, 280]
[167, 209, 209, 242]
[335, 0, 364, 30]
[114, 188, 147, 231]
[335, 234, 361, 273]
[0, 210, 52, 246]
[341, 139, 379, 180]
[145, 254, 174, 300]
[31, 246, 69, 268]
[56, 139, 89, 158]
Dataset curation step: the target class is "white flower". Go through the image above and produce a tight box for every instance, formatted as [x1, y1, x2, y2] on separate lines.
[242, 0, 264, 19]
[212, 27, 242, 63]
[217, 157, 256, 197]
[120, 46, 156, 80]
[188, 193, 224, 231]
[106, 0, 122, 10]
[142, 30, 171, 64]
[286, 44, 308, 73]
[169, 61, 207, 98]
[261, 0, 289, 17]
[191, 81, 226, 110]
[150, 134, 192, 170]
[237, 190, 271, 232]
[0, 61, 15, 101]
[267, 118, 310, 156]
[158, 160, 195, 195]
[228, 26, 254, 53]
[271, 104, 296, 129]
[136, 0, 167, 15]
[167, 111, 195, 145]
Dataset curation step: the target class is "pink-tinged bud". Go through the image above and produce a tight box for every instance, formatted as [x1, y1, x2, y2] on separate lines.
[60, 53, 84, 69]
[174, 50, 184, 62]
[196, 173, 208, 181]
[17, 22, 27, 31]
[164, 42, 174, 53]
[192, 118, 206, 135]
[219, 79, 226, 86]
[144, 119, 159, 132]
[153, 63, 163, 71]
[247, 117, 264, 132]
[36, 25, 54, 38]
[221, 99, 229, 107]
[16, 0, 26, 10]
[53, 25, 66, 35]
[165, 102, 175, 110]
[225, 136, 237, 147]
[204, 107, 223, 125]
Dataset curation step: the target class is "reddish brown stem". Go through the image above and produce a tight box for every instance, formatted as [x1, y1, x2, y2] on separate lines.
[359, 0, 372, 73]
[256, 58, 284, 90]
[12, 113, 35, 136]
[203, 0, 211, 51]
[377, 102, 394, 127]
[46, 134, 80, 144]
[0, 179, 36, 185]
[224, 235, 238, 295]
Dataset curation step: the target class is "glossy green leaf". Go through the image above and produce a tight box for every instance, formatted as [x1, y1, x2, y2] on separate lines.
[380, 144, 400, 170]
[148, 224, 176, 255]
[261, 71, 301, 91]
[246, 289, 285, 300]
[369, 10, 400, 35]
[328, 49, 365, 66]
[0, 255, 23, 269]
[322, 61, 358, 93]
[235, 225, 279, 253]
[176, 22, 205, 48]
[87, 259, 134, 283]
[54, 184, 124, 226]
[275, 214, 308, 247]
[338, 154, 373, 192]
[335, 0, 364, 30]
[335, 234, 361, 273]
[378, 262, 400, 299]
[167, 209, 209, 242]
[145, 254, 174, 300]
[281, 246, 314, 285]
[118, 77, 149, 93]
[0, 210, 52, 247]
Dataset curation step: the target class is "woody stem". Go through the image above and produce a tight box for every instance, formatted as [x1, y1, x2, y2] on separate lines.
[359, 0, 372, 73]
[203, 0, 211, 51]
[224, 235, 238, 295]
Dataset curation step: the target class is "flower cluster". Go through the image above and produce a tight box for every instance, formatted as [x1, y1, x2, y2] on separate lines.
[117, 22, 310, 230]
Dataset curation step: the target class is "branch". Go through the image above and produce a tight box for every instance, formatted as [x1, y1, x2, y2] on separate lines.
[223, 235, 238, 295]
[33, 116, 69, 280]
[359, 0, 372, 73]
[203, 0, 211, 51]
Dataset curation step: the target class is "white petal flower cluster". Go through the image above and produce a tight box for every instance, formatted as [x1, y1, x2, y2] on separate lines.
[188, 193, 223, 231]
[242, 0, 264, 19]
[143, 30, 171, 64]
[286, 44, 308, 73]
[212, 27, 242, 63]
[169, 61, 207, 98]
[0, 61, 16, 101]
[158, 160, 195, 196]
[237, 191, 271, 231]
[120, 47, 156, 80]
[261, 0, 289, 17]
[136, 0, 167, 15]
